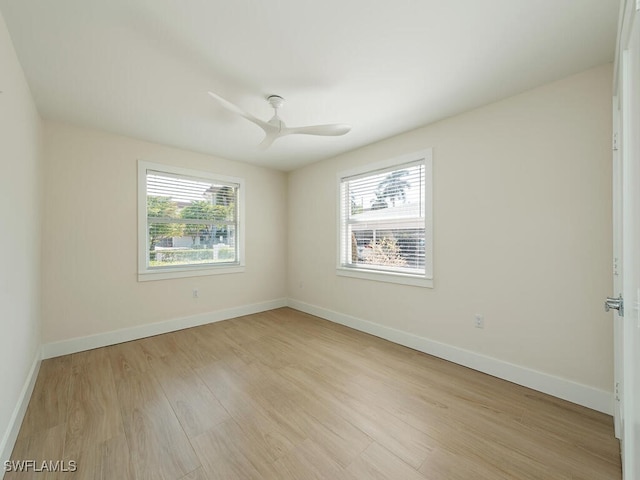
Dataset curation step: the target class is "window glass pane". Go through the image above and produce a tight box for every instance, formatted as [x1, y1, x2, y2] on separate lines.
[349, 227, 425, 273]
[148, 223, 237, 268]
[347, 162, 424, 221]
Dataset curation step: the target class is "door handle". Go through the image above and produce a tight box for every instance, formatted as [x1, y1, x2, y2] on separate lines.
[605, 295, 624, 316]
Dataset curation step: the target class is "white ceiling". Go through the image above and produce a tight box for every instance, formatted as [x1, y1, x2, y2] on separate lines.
[0, 0, 620, 171]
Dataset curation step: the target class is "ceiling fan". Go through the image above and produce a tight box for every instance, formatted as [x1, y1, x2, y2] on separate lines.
[208, 92, 351, 149]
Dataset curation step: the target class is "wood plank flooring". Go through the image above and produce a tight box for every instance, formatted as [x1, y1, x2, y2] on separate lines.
[6, 308, 621, 479]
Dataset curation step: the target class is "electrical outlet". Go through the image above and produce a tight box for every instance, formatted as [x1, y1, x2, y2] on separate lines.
[474, 314, 484, 329]
[192, 289, 199, 298]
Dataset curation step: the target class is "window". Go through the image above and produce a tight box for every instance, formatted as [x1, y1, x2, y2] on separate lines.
[138, 161, 245, 281]
[338, 149, 433, 287]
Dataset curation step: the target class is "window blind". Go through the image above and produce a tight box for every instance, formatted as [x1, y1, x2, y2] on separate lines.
[146, 169, 240, 269]
[340, 160, 426, 275]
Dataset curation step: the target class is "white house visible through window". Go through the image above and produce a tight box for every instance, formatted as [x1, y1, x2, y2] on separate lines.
[338, 149, 433, 287]
[138, 161, 245, 281]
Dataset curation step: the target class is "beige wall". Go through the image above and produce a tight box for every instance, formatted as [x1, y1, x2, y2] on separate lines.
[288, 64, 614, 392]
[0, 11, 42, 459]
[42, 122, 288, 344]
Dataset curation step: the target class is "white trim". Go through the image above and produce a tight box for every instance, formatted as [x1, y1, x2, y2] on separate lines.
[1, 352, 41, 469]
[338, 150, 431, 179]
[137, 160, 246, 281]
[287, 298, 613, 415]
[336, 267, 433, 288]
[41, 298, 287, 359]
[138, 265, 245, 282]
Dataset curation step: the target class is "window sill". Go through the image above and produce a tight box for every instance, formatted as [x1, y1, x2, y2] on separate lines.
[336, 267, 433, 288]
[138, 265, 245, 282]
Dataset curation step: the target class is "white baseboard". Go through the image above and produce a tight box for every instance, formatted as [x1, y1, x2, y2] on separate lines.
[1, 352, 41, 470]
[41, 298, 288, 359]
[287, 298, 614, 415]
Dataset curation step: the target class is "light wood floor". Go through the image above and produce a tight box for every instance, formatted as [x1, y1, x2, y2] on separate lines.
[7, 308, 621, 479]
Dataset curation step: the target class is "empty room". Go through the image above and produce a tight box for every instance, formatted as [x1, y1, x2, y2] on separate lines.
[2, 0, 640, 479]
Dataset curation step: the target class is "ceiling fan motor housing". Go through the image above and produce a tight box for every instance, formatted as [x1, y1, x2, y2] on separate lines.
[267, 95, 285, 110]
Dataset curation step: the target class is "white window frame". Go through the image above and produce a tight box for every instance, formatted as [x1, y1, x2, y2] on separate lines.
[137, 161, 245, 282]
[336, 149, 433, 288]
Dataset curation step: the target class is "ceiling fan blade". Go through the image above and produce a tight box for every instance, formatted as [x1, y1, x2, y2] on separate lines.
[287, 124, 351, 136]
[207, 91, 275, 133]
[258, 131, 281, 150]
[209, 92, 350, 148]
